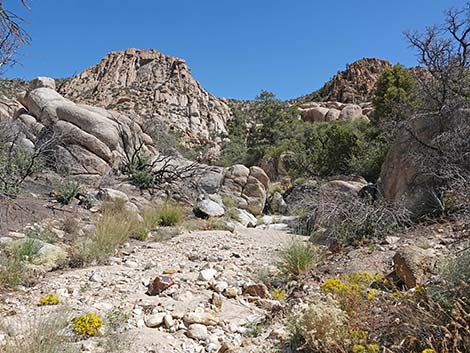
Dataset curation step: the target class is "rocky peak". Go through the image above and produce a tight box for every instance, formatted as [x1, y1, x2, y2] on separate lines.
[58, 48, 232, 146]
[298, 58, 392, 104]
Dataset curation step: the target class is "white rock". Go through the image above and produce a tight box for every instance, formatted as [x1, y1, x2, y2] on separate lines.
[187, 324, 208, 340]
[198, 268, 217, 282]
[213, 281, 228, 293]
[163, 314, 174, 329]
[145, 313, 166, 328]
[89, 272, 103, 283]
[184, 312, 219, 326]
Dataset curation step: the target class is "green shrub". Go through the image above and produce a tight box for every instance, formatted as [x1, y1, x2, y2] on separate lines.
[54, 178, 80, 205]
[373, 63, 417, 126]
[277, 240, 318, 276]
[0, 145, 43, 194]
[287, 120, 388, 181]
[154, 202, 184, 227]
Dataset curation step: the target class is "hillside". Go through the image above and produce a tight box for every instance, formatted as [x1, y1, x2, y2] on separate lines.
[58, 48, 232, 147]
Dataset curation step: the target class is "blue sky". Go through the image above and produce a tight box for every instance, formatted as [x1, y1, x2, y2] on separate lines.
[4, 0, 467, 100]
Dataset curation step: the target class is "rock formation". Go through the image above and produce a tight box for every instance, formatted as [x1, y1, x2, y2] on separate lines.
[314, 58, 392, 103]
[14, 77, 156, 176]
[58, 48, 232, 147]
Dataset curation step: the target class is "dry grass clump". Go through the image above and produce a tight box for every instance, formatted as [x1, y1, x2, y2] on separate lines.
[0, 307, 78, 353]
[142, 202, 184, 228]
[277, 239, 320, 277]
[0, 238, 41, 288]
[70, 199, 140, 266]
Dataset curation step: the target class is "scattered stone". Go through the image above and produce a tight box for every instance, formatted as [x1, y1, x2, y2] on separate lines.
[163, 314, 174, 329]
[223, 287, 239, 298]
[147, 275, 175, 295]
[184, 311, 219, 326]
[243, 283, 270, 299]
[187, 323, 209, 340]
[145, 313, 166, 328]
[198, 268, 218, 282]
[211, 293, 223, 310]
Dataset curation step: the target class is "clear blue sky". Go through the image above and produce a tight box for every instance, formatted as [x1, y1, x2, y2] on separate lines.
[4, 0, 467, 100]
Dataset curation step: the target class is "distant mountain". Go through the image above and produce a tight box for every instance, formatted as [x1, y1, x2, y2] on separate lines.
[58, 48, 232, 147]
[295, 58, 392, 104]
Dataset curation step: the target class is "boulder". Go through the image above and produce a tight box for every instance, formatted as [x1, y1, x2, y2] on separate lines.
[379, 112, 462, 214]
[319, 179, 368, 196]
[236, 209, 257, 227]
[199, 167, 225, 194]
[325, 108, 341, 121]
[30, 77, 56, 90]
[392, 246, 434, 288]
[339, 104, 363, 121]
[212, 164, 270, 216]
[12, 79, 157, 176]
[301, 106, 329, 122]
[270, 192, 287, 214]
[195, 199, 225, 218]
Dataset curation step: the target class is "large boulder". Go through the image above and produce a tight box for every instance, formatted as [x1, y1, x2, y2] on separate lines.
[300, 106, 329, 122]
[199, 164, 270, 216]
[194, 199, 225, 218]
[13, 78, 157, 176]
[339, 104, 364, 121]
[379, 112, 463, 214]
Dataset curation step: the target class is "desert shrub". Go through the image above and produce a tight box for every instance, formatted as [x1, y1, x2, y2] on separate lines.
[287, 120, 388, 181]
[1, 307, 78, 353]
[276, 240, 319, 277]
[70, 204, 139, 266]
[132, 226, 149, 241]
[153, 202, 184, 226]
[373, 63, 417, 128]
[218, 106, 249, 166]
[272, 287, 286, 300]
[298, 191, 410, 245]
[62, 216, 80, 236]
[100, 308, 133, 353]
[39, 293, 61, 306]
[72, 312, 103, 336]
[391, 285, 470, 353]
[222, 197, 241, 222]
[296, 296, 349, 352]
[0, 238, 45, 287]
[0, 145, 43, 194]
[54, 178, 80, 205]
[434, 247, 470, 306]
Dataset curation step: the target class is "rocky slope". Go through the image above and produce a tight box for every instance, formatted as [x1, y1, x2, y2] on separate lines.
[296, 58, 392, 104]
[58, 48, 232, 147]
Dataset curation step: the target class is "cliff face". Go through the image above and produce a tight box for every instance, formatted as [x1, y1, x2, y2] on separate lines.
[59, 48, 232, 146]
[298, 58, 392, 104]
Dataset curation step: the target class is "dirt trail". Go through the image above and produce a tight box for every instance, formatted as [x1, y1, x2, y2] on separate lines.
[1, 227, 301, 353]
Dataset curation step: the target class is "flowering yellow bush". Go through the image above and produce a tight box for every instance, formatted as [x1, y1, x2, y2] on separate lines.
[353, 344, 380, 353]
[320, 272, 385, 299]
[272, 287, 286, 300]
[39, 293, 60, 306]
[72, 312, 103, 336]
[421, 349, 435, 353]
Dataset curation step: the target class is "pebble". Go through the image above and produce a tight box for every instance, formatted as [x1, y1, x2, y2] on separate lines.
[198, 268, 217, 282]
[145, 313, 166, 328]
[187, 324, 208, 340]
